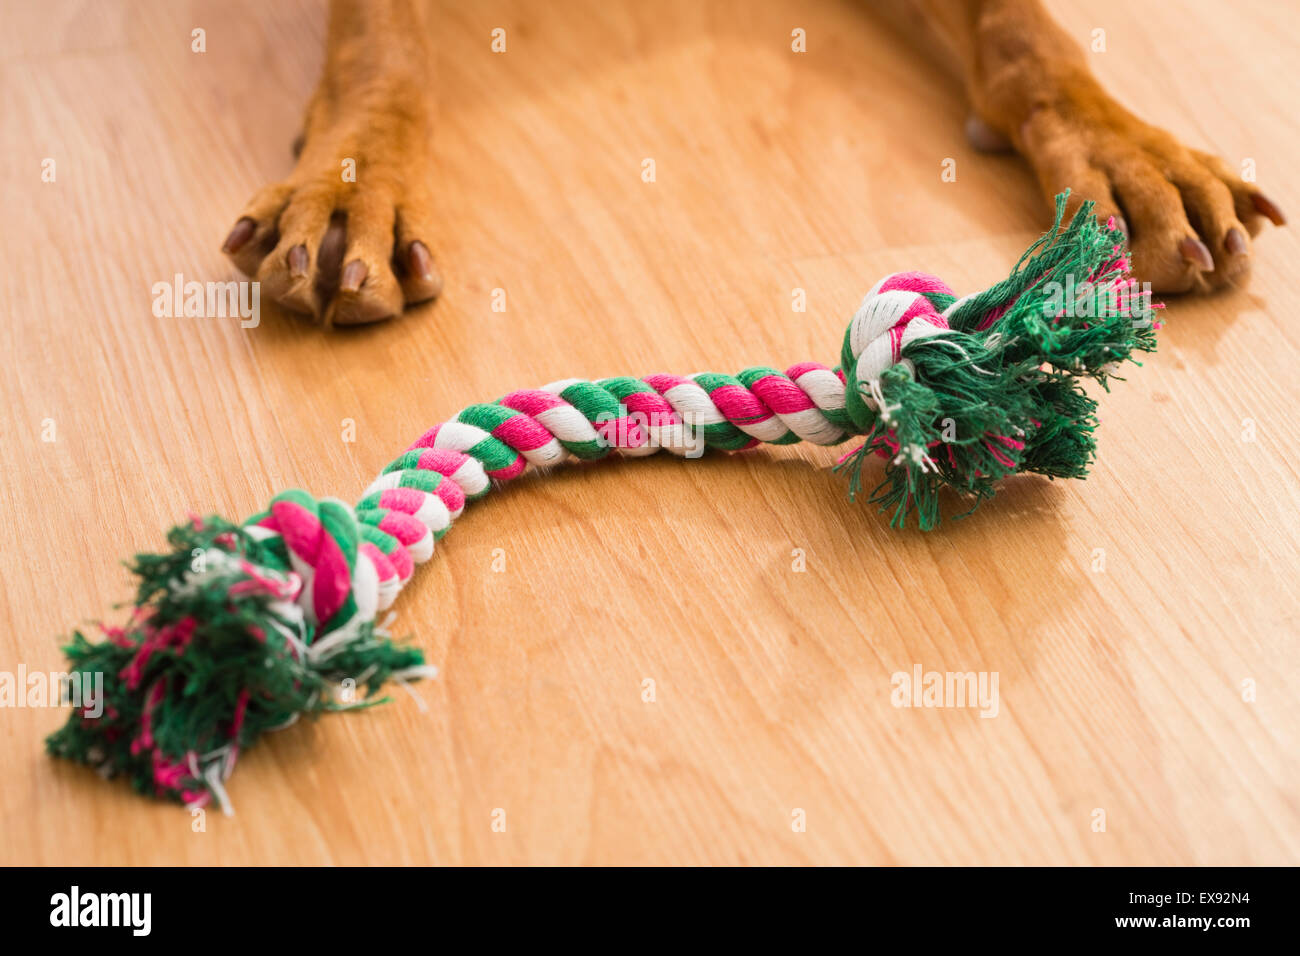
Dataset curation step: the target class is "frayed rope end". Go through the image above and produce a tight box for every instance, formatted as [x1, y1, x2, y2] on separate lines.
[45, 517, 429, 807]
[835, 193, 1158, 530]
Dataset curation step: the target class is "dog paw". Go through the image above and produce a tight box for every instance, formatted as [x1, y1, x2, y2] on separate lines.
[221, 103, 442, 325]
[1007, 84, 1284, 294]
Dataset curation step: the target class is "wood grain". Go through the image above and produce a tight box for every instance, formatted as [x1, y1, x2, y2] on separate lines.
[1, 0, 1296, 865]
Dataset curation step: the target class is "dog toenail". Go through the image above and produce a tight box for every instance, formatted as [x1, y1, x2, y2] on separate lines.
[1115, 217, 1129, 239]
[222, 218, 256, 254]
[288, 244, 309, 277]
[1251, 193, 1287, 227]
[964, 114, 1011, 152]
[341, 259, 368, 292]
[1179, 237, 1214, 272]
[1224, 228, 1247, 256]
[409, 241, 435, 280]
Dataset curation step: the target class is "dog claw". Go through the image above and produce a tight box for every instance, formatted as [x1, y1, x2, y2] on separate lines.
[222, 218, 256, 254]
[408, 241, 435, 281]
[341, 259, 368, 292]
[288, 244, 309, 278]
[1251, 193, 1286, 227]
[964, 114, 1012, 152]
[1179, 237, 1214, 272]
[1224, 228, 1247, 256]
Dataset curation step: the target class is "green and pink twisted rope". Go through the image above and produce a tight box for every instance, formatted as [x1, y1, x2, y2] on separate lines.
[48, 197, 1158, 809]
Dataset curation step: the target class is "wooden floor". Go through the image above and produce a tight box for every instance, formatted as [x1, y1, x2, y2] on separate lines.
[2, 0, 1297, 865]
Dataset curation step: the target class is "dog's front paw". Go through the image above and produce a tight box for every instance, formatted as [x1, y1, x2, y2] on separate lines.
[221, 46, 442, 327]
[1001, 79, 1284, 293]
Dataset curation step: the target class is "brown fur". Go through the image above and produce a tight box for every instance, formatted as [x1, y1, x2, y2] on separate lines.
[923, 0, 1280, 292]
[222, 0, 441, 325]
[222, 0, 1284, 325]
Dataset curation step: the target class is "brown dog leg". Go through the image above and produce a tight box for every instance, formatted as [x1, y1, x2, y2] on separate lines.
[221, 0, 442, 325]
[903, 0, 1284, 293]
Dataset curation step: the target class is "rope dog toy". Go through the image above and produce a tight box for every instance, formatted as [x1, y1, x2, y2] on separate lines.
[48, 198, 1156, 810]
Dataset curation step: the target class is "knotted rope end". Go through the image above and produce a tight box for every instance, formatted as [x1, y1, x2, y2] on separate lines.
[836, 195, 1159, 530]
[45, 515, 428, 810]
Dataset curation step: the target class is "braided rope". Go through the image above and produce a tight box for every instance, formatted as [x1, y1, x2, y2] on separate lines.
[48, 198, 1159, 808]
[248, 270, 965, 642]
